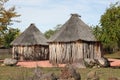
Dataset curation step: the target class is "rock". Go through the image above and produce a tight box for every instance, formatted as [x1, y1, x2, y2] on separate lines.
[40, 72, 58, 80]
[86, 70, 97, 80]
[73, 72, 81, 80]
[71, 62, 86, 68]
[60, 64, 81, 80]
[97, 57, 110, 67]
[84, 58, 110, 68]
[86, 70, 100, 80]
[68, 65, 81, 80]
[92, 76, 100, 80]
[84, 59, 98, 68]
[31, 67, 58, 80]
[1, 63, 5, 66]
[92, 66, 98, 69]
[3, 58, 18, 66]
[31, 67, 44, 80]
[60, 66, 72, 79]
[108, 77, 118, 80]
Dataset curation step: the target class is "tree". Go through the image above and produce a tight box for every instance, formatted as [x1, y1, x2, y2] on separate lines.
[3, 28, 20, 48]
[44, 24, 62, 39]
[0, 0, 20, 30]
[44, 29, 55, 39]
[0, 0, 20, 48]
[93, 2, 120, 53]
[92, 25, 102, 40]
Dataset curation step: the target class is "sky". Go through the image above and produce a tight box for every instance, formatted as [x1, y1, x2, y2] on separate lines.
[5, 0, 119, 33]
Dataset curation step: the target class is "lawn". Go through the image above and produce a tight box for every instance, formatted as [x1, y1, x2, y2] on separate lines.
[0, 64, 120, 80]
[0, 50, 120, 80]
[0, 65, 33, 80]
[0, 53, 11, 60]
[0, 49, 12, 60]
[104, 51, 120, 59]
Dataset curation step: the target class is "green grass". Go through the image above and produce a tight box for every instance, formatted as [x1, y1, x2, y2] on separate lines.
[0, 51, 120, 80]
[0, 65, 120, 80]
[0, 53, 11, 60]
[104, 51, 120, 59]
[79, 68, 120, 80]
[0, 65, 33, 80]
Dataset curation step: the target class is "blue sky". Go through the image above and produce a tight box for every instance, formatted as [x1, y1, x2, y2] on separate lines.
[6, 0, 119, 33]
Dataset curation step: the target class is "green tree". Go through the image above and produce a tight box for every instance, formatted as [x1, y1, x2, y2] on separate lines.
[44, 24, 62, 39]
[93, 2, 120, 53]
[44, 29, 55, 39]
[92, 25, 102, 40]
[0, 0, 20, 47]
[3, 28, 20, 48]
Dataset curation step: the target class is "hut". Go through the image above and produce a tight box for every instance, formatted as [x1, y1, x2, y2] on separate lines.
[48, 14, 102, 64]
[11, 24, 49, 60]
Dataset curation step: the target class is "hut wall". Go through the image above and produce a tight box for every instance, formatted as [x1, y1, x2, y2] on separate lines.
[94, 43, 102, 59]
[12, 45, 49, 60]
[49, 41, 84, 64]
[49, 41, 102, 64]
[83, 42, 102, 59]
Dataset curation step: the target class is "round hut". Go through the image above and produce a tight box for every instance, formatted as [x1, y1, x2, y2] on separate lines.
[11, 23, 49, 60]
[48, 14, 102, 65]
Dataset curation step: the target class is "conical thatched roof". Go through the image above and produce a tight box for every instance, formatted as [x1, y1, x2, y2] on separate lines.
[49, 14, 97, 42]
[11, 24, 48, 46]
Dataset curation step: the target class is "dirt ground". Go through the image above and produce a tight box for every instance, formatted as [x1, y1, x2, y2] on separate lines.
[17, 60, 66, 68]
[108, 58, 120, 67]
[16, 59, 120, 68]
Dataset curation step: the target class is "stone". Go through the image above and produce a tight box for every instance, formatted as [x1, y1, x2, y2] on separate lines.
[3, 58, 18, 66]
[71, 62, 86, 68]
[31, 67, 58, 80]
[40, 72, 58, 80]
[108, 77, 118, 80]
[60, 64, 81, 80]
[86, 70, 100, 80]
[86, 70, 97, 80]
[84, 59, 98, 68]
[1, 63, 5, 66]
[97, 57, 110, 67]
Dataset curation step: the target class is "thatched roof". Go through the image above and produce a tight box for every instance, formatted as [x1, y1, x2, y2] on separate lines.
[49, 14, 97, 42]
[11, 24, 48, 46]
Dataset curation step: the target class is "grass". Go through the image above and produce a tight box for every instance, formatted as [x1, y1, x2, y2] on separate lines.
[0, 65, 33, 80]
[0, 66, 120, 80]
[79, 68, 120, 80]
[0, 53, 11, 60]
[104, 51, 120, 59]
[0, 51, 120, 80]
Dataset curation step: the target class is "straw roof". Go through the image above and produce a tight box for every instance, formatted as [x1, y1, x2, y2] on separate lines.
[49, 14, 97, 42]
[11, 24, 48, 46]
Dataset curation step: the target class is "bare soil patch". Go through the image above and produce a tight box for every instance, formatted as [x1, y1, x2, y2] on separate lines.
[16, 59, 120, 68]
[17, 60, 65, 68]
[108, 58, 120, 67]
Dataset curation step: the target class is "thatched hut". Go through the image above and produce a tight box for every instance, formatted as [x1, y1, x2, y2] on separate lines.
[48, 14, 102, 64]
[11, 24, 49, 60]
